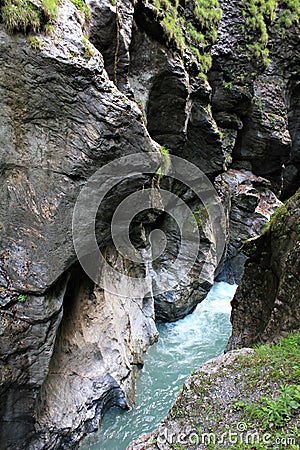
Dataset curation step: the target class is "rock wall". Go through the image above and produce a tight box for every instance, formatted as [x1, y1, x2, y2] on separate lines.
[0, 2, 159, 447]
[34, 250, 158, 448]
[226, 189, 300, 351]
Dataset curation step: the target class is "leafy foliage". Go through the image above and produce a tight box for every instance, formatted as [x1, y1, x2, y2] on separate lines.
[1, 0, 90, 33]
[247, 384, 300, 428]
[82, 34, 95, 59]
[153, 146, 171, 187]
[2, 0, 42, 33]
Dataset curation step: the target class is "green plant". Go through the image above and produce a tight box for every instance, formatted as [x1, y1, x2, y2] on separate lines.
[239, 0, 300, 67]
[247, 384, 300, 428]
[148, 0, 222, 74]
[27, 35, 43, 48]
[69, 0, 90, 20]
[41, 0, 58, 21]
[262, 202, 288, 233]
[232, 399, 245, 411]
[1, 0, 58, 33]
[2, 0, 41, 33]
[171, 443, 185, 450]
[44, 22, 54, 34]
[152, 146, 171, 188]
[82, 35, 95, 59]
[189, 204, 209, 230]
[17, 294, 28, 302]
[224, 81, 233, 90]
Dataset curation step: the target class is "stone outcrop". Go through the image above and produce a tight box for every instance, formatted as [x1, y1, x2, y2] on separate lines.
[0, 277, 68, 448]
[226, 189, 300, 351]
[127, 333, 300, 449]
[34, 251, 158, 449]
[215, 169, 282, 283]
[0, 1, 157, 294]
[0, 2, 159, 447]
[127, 349, 255, 450]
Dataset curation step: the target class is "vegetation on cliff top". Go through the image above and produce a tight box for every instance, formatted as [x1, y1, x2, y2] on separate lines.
[0, 0, 90, 33]
[1, 0, 58, 33]
[148, 0, 222, 74]
[262, 188, 300, 235]
[240, 0, 300, 66]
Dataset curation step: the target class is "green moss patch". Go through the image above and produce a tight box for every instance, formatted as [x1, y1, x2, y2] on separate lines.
[240, 0, 300, 67]
[148, 0, 222, 75]
[1, 0, 90, 33]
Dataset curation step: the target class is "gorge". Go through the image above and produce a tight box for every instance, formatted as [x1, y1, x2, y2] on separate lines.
[0, 0, 299, 448]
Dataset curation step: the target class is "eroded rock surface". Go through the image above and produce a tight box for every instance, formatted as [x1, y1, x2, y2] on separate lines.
[227, 189, 300, 351]
[34, 249, 158, 449]
[0, 2, 159, 447]
[215, 169, 282, 283]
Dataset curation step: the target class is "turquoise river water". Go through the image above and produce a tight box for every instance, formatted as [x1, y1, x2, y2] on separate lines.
[80, 281, 237, 450]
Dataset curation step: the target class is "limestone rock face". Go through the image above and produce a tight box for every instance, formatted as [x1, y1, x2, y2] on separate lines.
[210, 0, 299, 195]
[34, 250, 158, 449]
[128, 25, 224, 177]
[0, 2, 156, 294]
[226, 189, 300, 351]
[0, 2, 159, 447]
[215, 169, 282, 283]
[87, 0, 134, 93]
[152, 204, 216, 321]
[0, 278, 68, 448]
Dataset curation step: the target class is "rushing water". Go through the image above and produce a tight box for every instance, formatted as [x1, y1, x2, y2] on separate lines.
[80, 282, 237, 450]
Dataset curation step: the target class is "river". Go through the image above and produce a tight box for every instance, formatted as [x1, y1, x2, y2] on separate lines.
[80, 281, 237, 450]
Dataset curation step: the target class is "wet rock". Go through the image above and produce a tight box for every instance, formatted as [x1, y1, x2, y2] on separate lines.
[33, 253, 157, 449]
[0, 277, 68, 448]
[129, 25, 224, 177]
[0, 1, 157, 295]
[1, 0, 300, 447]
[226, 189, 300, 351]
[87, 0, 134, 93]
[215, 169, 282, 283]
[232, 76, 291, 192]
[152, 209, 215, 321]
